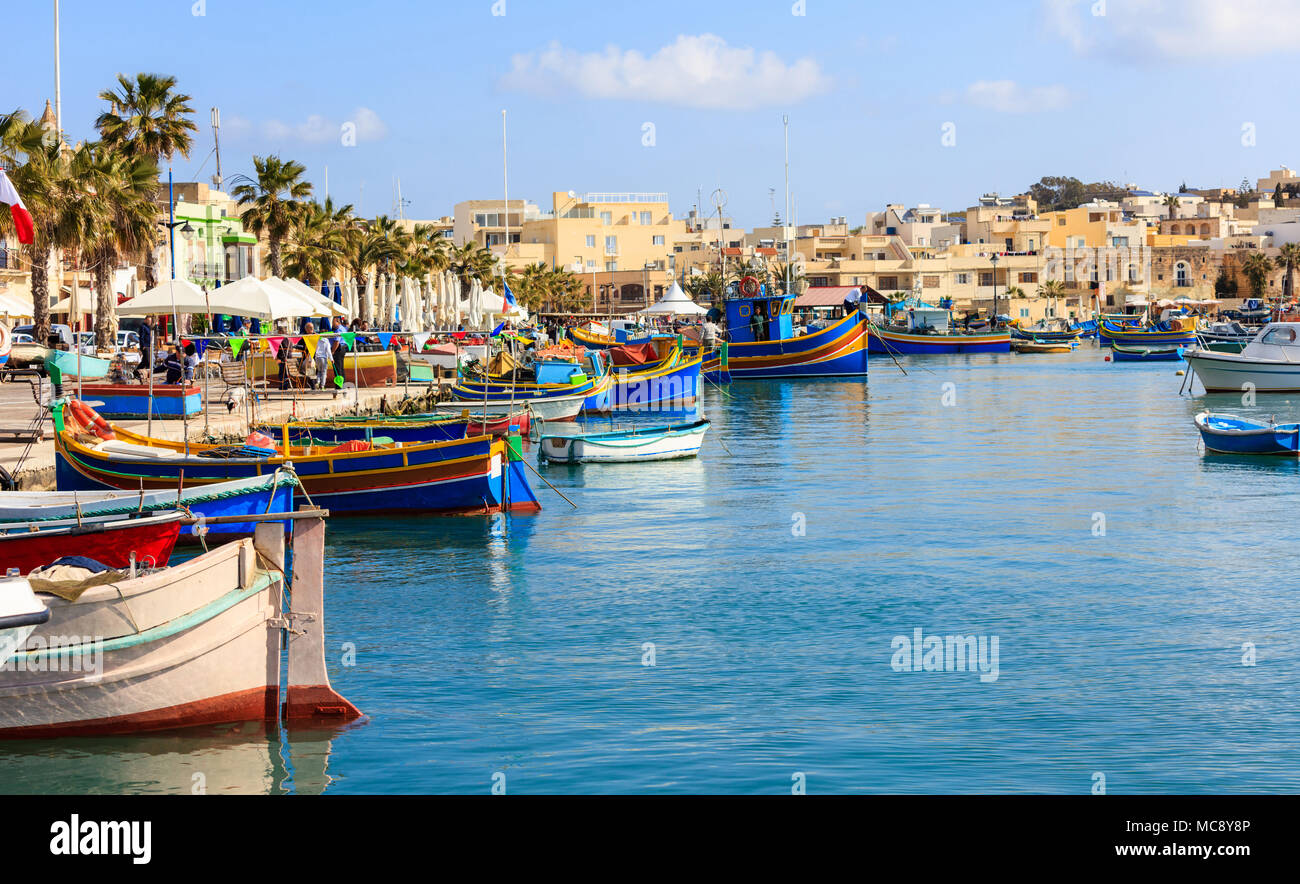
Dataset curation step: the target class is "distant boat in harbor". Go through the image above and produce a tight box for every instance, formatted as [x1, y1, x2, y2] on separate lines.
[869, 306, 1010, 355]
[1194, 411, 1300, 456]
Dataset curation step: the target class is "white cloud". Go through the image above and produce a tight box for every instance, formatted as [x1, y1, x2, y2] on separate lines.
[499, 34, 831, 110]
[258, 107, 388, 143]
[961, 80, 1074, 114]
[1044, 0, 1300, 59]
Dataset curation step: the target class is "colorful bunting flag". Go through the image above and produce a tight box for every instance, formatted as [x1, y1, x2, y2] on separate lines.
[377, 332, 393, 349]
[230, 337, 245, 359]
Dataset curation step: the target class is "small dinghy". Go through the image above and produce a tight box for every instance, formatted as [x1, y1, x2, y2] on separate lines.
[539, 419, 710, 463]
[1193, 411, 1300, 455]
[1012, 339, 1074, 354]
[1111, 343, 1184, 362]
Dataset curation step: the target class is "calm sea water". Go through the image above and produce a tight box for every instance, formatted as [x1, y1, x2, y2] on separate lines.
[4, 342, 1300, 794]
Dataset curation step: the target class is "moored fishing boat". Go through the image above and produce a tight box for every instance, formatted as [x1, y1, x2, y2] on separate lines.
[1193, 411, 1300, 455]
[869, 305, 1011, 355]
[77, 383, 203, 419]
[0, 512, 361, 737]
[539, 419, 710, 463]
[453, 356, 613, 414]
[0, 511, 185, 574]
[53, 400, 541, 515]
[1012, 339, 1074, 353]
[1010, 317, 1083, 342]
[248, 348, 398, 387]
[1183, 323, 1300, 392]
[261, 409, 531, 446]
[0, 470, 299, 539]
[1110, 343, 1184, 362]
[1196, 321, 1254, 353]
[1099, 315, 1197, 346]
[708, 283, 869, 378]
[607, 341, 702, 410]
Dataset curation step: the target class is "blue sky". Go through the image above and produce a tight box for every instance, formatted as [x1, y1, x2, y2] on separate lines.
[8, 0, 1300, 227]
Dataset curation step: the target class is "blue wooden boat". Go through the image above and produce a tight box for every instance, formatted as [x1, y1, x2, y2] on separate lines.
[453, 351, 613, 413]
[1194, 411, 1300, 456]
[53, 400, 541, 515]
[608, 343, 702, 411]
[714, 295, 868, 378]
[0, 470, 299, 537]
[568, 325, 654, 349]
[80, 383, 203, 419]
[1099, 317, 1197, 346]
[1110, 343, 1184, 362]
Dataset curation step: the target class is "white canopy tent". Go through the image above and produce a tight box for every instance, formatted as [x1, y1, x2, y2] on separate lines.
[640, 281, 708, 316]
[267, 277, 351, 319]
[118, 276, 322, 321]
[115, 279, 216, 316]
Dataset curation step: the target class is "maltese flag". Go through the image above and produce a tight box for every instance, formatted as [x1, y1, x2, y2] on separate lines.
[0, 168, 34, 245]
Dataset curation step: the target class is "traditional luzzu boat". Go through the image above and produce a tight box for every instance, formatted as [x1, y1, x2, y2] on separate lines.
[567, 323, 653, 349]
[0, 470, 299, 540]
[606, 340, 702, 411]
[0, 512, 362, 737]
[1193, 411, 1300, 455]
[259, 409, 531, 447]
[869, 306, 1010, 355]
[77, 383, 203, 419]
[702, 285, 869, 378]
[1109, 343, 1184, 362]
[1012, 339, 1074, 354]
[53, 400, 541, 515]
[452, 349, 614, 414]
[1098, 314, 1198, 346]
[1010, 317, 1083, 342]
[1183, 322, 1300, 392]
[539, 419, 710, 463]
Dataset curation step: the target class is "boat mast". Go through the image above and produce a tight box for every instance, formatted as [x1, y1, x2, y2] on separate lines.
[53, 0, 62, 140]
[784, 115, 791, 297]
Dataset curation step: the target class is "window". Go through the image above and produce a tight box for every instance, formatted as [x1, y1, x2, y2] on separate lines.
[1057, 218, 1067, 226]
[605, 260, 618, 272]
[1019, 272, 1038, 284]
[673, 245, 683, 253]
[955, 273, 970, 285]
[640, 211, 652, 225]
[605, 235, 618, 255]
[652, 235, 665, 246]
[585, 235, 595, 247]
[600, 212, 612, 225]
[879, 276, 898, 289]
[923, 276, 940, 288]
[979, 272, 994, 286]
[1175, 262, 1190, 287]
[586, 260, 596, 269]
[1020, 308, 1030, 318]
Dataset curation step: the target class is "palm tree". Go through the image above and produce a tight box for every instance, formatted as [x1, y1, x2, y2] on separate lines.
[367, 215, 412, 276]
[1, 111, 57, 342]
[82, 144, 161, 346]
[404, 224, 451, 277]
[1241, 251, 1274, 298]
[1276, 242, 1300, 300]
[1163, 194, 1180, 220]
[96, 73, 197, 162]
[229, 155, 312, 277]
[1038, 279, 1065, 298]
[447, 241, 497, 289]
[1003, 285, 1026, 298]
[285, 197, 353, 284]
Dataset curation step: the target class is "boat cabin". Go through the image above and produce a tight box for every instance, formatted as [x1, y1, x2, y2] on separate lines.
[906, 308, 951, 334]
[534, 350, 607, 384]
[725, 293, 796, 343]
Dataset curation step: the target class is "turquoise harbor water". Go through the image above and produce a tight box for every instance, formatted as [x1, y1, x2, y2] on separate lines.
[3, 342, 1300, 794]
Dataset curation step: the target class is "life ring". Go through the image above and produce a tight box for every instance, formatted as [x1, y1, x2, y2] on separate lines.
[740, 276, 760, 298]
[67, 399, 115, 441]
[0, 323, 10, 360]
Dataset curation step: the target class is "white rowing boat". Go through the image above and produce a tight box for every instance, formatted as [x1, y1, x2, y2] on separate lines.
[539, 419, 710, 463]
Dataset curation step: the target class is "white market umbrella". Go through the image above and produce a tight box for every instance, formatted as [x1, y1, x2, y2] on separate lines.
[268, 277, 351, 319]
[118, 279, 219, 316]
[364, 270, 376, 325]
[641, 281, 708, 316]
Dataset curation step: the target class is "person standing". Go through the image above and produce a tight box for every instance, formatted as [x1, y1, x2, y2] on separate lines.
[137, 319, 153, 382]
[313, 330, 333, 391]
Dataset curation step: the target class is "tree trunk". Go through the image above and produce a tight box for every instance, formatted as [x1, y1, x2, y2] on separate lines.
[28, 245, 51, 344]
[269, 235, 283, 277]
[94, 248, 118, 349]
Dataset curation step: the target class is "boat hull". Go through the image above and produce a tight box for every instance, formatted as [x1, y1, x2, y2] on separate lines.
[1183, 349, 1300, 392]
[1194, 412, 1300, 455]
[718, 311, 870, 378]
[869, 328, 1011, 354]
[0, 540, 281, 737]
[0, 513, 183, 573]
[78, 383, 203, 419]
[1110, 344, 1184, 362]
[540, 420, 709, 463]
[611, 352, 702, 410]
[45, 350, 112, 380]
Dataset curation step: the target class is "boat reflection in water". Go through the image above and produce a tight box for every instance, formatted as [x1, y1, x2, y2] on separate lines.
[0, 720, 353, 795]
